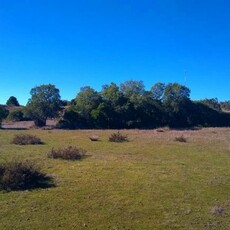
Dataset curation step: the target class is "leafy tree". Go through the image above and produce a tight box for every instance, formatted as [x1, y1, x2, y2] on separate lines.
[0, 106, 9, 127]
[150, 82, 165, 101]
[6, 96, 20, 106]
[75, 86, 102, 127]
[7, 109, 24, 121]
[99, 83, 128, 128]
[120, 80, 145, 98]
[198, 98, 221, 111]
[220, 101, 230, 111]
[57, 106, 83, 129]
[25, 84, 61, 127]
[162, 83, 191, 127]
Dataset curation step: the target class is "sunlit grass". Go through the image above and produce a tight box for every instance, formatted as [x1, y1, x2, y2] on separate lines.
[0, 128, 229, 229]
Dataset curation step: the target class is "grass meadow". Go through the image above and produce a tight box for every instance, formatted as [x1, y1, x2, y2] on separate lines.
[0, 128, 229, 229]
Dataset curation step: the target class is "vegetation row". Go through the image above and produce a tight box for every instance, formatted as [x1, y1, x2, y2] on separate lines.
[1, 81, 230, 129]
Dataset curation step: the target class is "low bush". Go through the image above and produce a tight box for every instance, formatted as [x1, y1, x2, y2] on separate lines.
[175, 135, 187, 142]
[12, 134, 43, 145]
[0, 160, 54, 191]
[109, 132, 128, 143]
[7, 109, 24, 122]
[48, 146, 86, 160]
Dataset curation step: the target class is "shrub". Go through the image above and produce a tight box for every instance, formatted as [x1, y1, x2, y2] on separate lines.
[0, 160, 54, 191]
[48, 146, 86, 160]
[109, 131, 128, 143]
[12, 134, 43, 145]
[175, 135, 187, 142]
[7, 109, 24, 121]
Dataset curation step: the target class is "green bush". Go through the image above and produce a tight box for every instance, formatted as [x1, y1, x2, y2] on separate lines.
[48, 146, 86, 160]
[109, 132, 128, 143]
[12, 134, 43, 145]
[7, 109, 24, 121]
[0, 161, 54, 191]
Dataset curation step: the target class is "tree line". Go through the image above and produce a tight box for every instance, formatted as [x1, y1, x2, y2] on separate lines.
[1, 81, 230, 129]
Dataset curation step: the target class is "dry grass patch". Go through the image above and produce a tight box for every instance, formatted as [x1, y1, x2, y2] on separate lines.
[211, 205, 225, 216]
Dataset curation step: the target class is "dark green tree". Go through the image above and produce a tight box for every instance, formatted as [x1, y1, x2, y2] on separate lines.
[6, 96, 20, 106]
[162, 83, 191, 127]
[7, 109, 24, 122]
[75, 86, 102, 127]
[25, 84, 61, 127]
[198, 98, 221, 111]
[0, 106, 9, 127]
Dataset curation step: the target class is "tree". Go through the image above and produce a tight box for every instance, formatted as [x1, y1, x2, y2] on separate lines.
[7, 109, 24, 122]
[75, 86, 102, 127]
[162, 83, 191, 127]
[97, 83, 128, 128]
[6, 96, 20, 106]
[0, 106, 9, 127]
[120, 80, 145, 99]
[150, 82, 165, 101]
[25, 84, 61, 127]
[198, 98, 221, 111]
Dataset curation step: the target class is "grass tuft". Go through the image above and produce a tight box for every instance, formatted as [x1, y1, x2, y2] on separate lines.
[48, 146, 86, 160]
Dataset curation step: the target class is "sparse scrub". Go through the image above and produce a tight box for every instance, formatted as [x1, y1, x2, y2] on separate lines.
[175, 135, 187, 142]
[109, 131, 128, 143]
[0, 160, 54, 191]
[48, 146, 86, 160]
[12, 134, 43, 145]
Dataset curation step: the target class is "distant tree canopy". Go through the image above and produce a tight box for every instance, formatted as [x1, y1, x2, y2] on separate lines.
[6, 96, 20, 106]
[25, 84, 61, 127]
[220, 101, 230, 111]
[4, 81, 229, 129]
[57, 81, 230, 129]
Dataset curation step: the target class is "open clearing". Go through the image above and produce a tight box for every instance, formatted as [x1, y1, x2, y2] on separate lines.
[0, 128, 229, 229]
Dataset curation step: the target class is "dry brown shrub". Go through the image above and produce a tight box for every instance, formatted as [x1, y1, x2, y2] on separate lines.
[48, 146, 86, 160]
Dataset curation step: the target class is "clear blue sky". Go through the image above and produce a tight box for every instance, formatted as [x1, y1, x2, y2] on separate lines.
[0, 0, 229, 105]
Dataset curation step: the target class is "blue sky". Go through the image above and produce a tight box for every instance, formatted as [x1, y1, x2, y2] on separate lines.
[0, 0, 229, 105]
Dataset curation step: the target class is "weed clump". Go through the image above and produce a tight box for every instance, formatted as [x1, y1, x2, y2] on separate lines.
[109, 132, 128, 143]
[48, 146, 86, 160]
[175, 135, 187, 143]
[12, 134, 43, 145]
[0, 161, 53, 191]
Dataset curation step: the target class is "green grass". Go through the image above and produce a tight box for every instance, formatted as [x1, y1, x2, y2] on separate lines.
[0, 128, 229, 229]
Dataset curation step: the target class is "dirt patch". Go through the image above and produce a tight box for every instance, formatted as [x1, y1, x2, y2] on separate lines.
[1, 120, 56, 130]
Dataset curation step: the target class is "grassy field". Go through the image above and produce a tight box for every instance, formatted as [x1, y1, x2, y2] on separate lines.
[0, 128, 229, 229]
